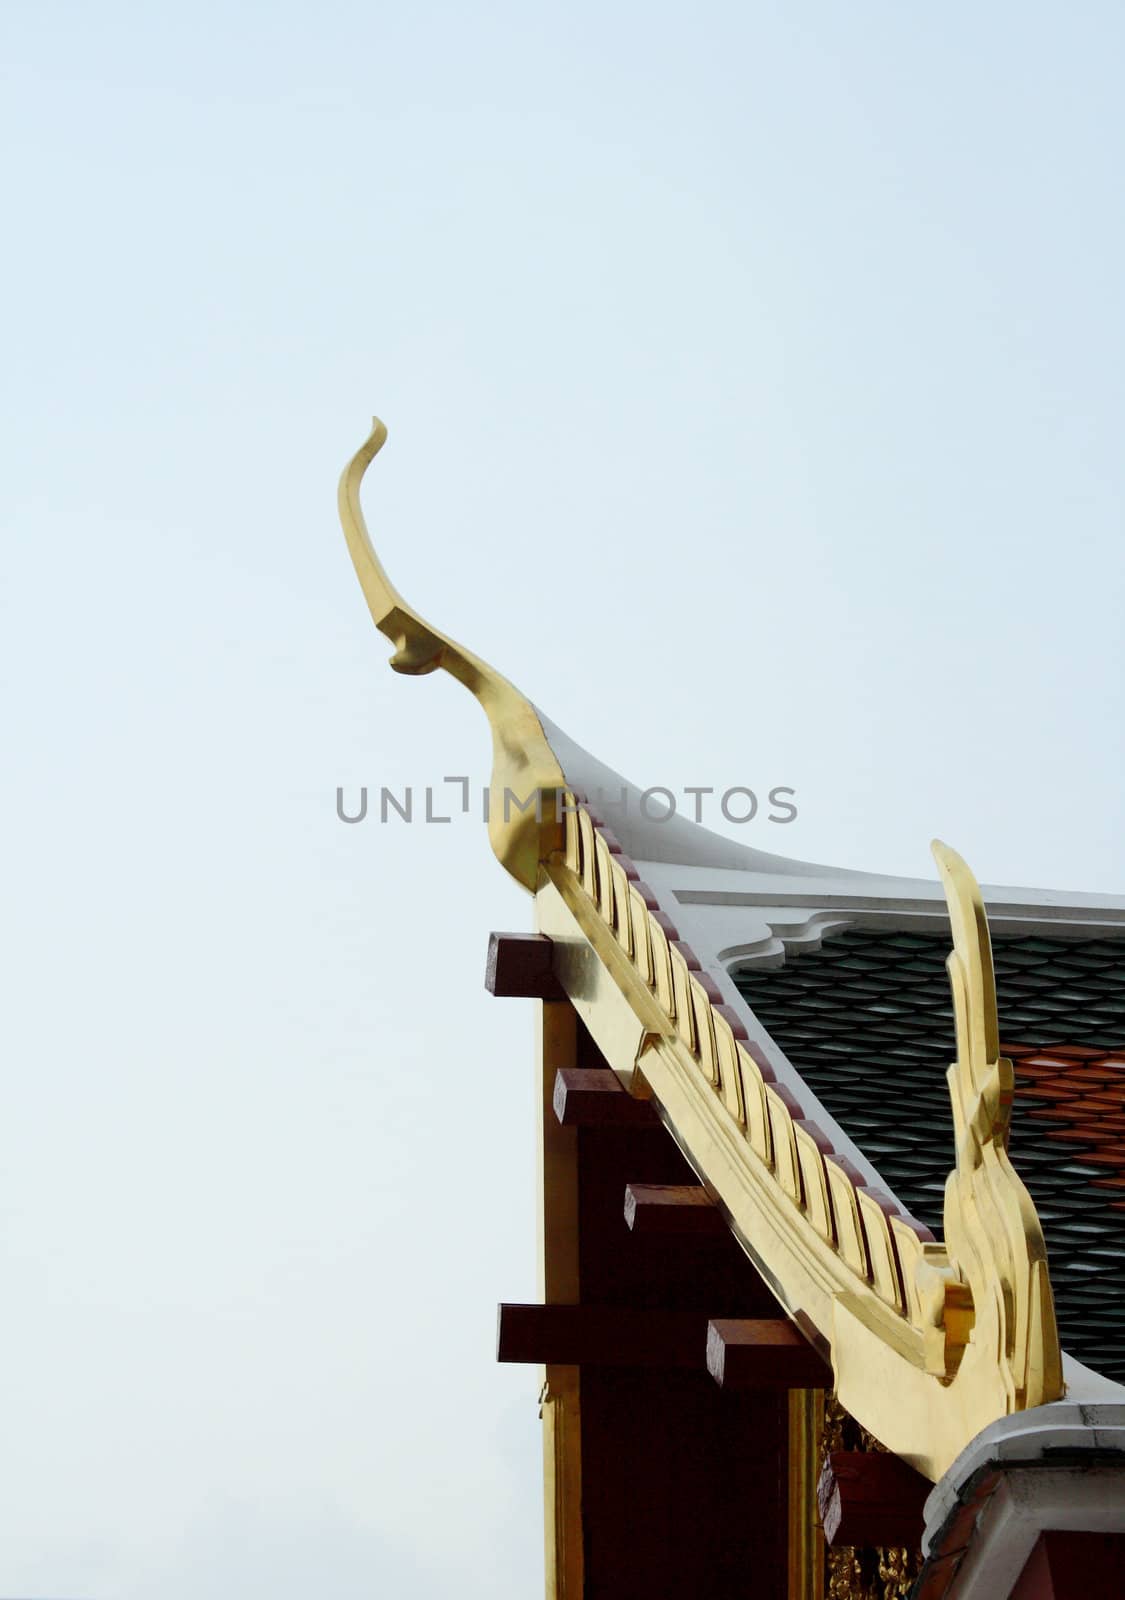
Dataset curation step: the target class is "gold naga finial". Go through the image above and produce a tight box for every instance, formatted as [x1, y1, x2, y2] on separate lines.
[929, 839, 1063, 1411]
[338, 419, 565, 889]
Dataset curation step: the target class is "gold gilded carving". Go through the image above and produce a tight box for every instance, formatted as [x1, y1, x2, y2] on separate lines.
[628, 885, 654, 984]
[765, 1086, 804, 1204]
[854, 1193, 904, 1315]
[825, 1544, 918, 1600]
[650, 918, 676, 1017]
[578, 811, 599, 903]
[795, 1128, 835, 1244]
[708, 1015, 742, 1119]
[670, 946, 697, 1053]
[692, 978, 722, 1093]
[737, 1044, 774, 1165]
[339, 421, 564, 889]
[820, 1398, 921, 1600]
[929, 840, 1063, 1411]
[543, 802, 1065, 1477]
[609, 859, 635, 958]
[825, 1161, 870, 1280]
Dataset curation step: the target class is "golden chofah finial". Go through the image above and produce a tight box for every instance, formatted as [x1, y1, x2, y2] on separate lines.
[338, 419, 565, 889]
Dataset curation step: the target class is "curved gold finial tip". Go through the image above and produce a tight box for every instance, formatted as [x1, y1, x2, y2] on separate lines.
[337, 417, 566, 889]
[931, 840, 982, 912]
[355, 415, 387, 461]
[931, 834, 999, 1062]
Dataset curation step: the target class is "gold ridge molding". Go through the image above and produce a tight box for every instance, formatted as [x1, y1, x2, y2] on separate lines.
[338, 420, 564, 889]
[540, 802, 1065, 1478]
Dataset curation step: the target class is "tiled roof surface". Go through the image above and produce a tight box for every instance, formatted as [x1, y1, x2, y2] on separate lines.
[734, 930, 1125, 1383]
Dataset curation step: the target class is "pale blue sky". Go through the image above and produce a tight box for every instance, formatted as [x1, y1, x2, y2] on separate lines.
[3, 4, 1124, 1595]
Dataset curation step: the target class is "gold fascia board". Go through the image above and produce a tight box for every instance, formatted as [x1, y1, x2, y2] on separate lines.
[338, 420, 564, 889]
[537, 806, 1064, 1480]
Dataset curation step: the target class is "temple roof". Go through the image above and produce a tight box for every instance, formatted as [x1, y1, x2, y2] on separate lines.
[536, 712, 1125, 1389]
[736, 934, 1125, 1383]
[341, 417, 1125, 1479]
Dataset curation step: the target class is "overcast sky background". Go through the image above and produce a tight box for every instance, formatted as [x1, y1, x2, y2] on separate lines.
[3, 3, 1124, 1595]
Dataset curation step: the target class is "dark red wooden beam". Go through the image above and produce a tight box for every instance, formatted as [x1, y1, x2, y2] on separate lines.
[485, 932, 565, 1000]
[499, 1305, 829, 1381]
[706, 1318, 832, 1390]
[624, 1183, 729, 1239]
[816, 1450, 929, 1548]
[497, 1303, 707, 1367]
[552, 1067, 661, 1128]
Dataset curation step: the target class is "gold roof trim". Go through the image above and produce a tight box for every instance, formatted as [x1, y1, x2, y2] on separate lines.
[338, 420, 564, 889]
[537, 809, 1063, 1479]
[340, 420, 1063, 1473]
